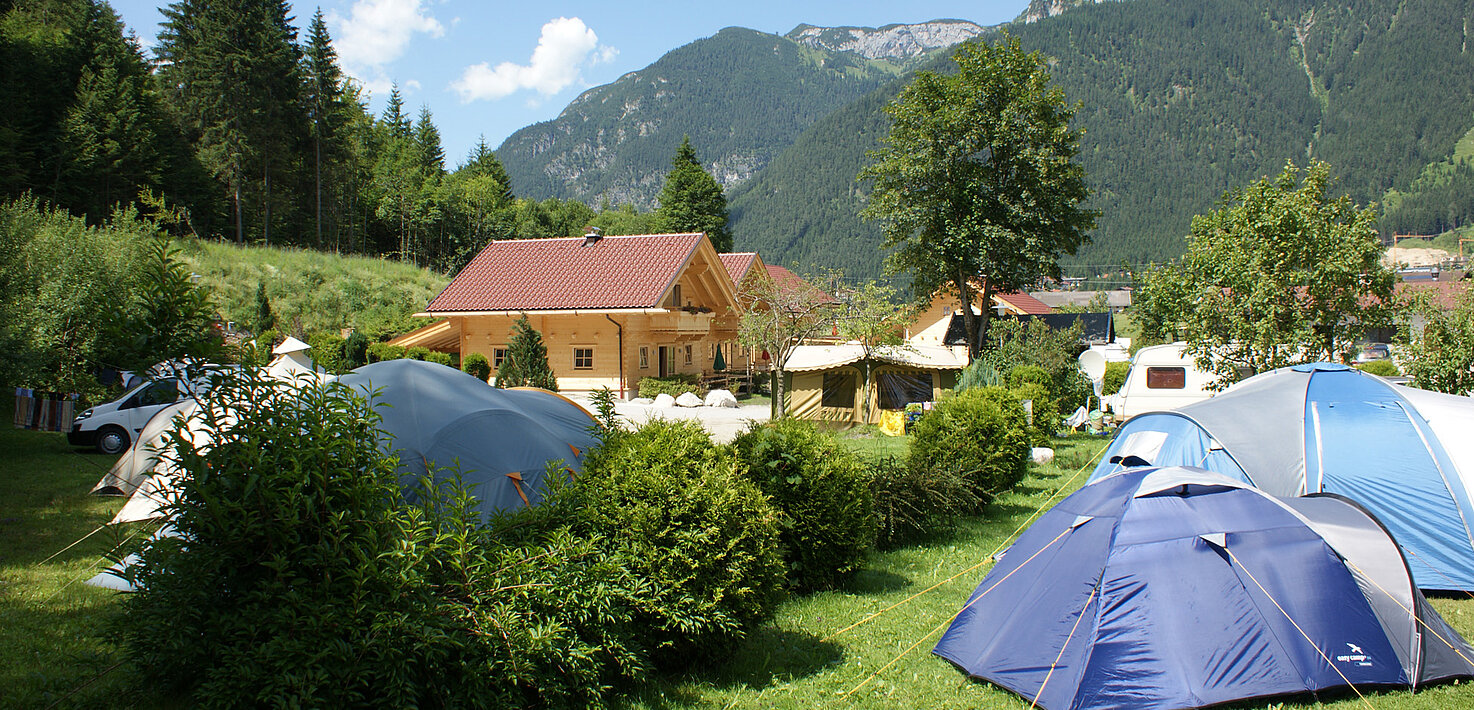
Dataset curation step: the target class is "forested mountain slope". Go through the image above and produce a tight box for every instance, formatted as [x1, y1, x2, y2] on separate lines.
[495, 22, 981, 209]
[734, 0, 1474, 277]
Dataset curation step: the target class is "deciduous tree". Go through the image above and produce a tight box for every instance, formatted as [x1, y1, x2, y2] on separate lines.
[859, 34, 1094, 361]
[1137, 160, 1398, 389]
[736, 269, 837, 418]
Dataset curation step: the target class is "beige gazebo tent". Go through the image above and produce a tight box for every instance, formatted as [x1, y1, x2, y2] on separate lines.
[784, 344, 964, 427]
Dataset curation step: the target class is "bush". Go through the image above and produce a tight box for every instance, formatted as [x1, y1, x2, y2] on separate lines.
[342, 331, 369, 370]
[1005, 364, 1052, 390]
[868, 455, 978, 549]
[120, 368, 646, 708]
[463, 352, 492, 381]
[424, 350, 454, 367]
[1102, 361, 1130, 395]
[729, 419, 876, 591]
[305, 332, 346, 374]
[406, 346, 431, 361]
[577, 419, 784, 666]
[366, 342, 405, 362]
[637, 374, 704, 398]
[1355, 359, 1400, 377]
[908, 387, 1032, 505]
[1011, 381, 1061, 444]
[496, 315, 558, 391]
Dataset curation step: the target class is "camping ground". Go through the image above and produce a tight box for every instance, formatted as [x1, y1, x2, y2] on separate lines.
[4, 423, 1474, 708]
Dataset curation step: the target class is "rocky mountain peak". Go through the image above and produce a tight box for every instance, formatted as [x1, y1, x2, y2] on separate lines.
[785, 20, 985, 60]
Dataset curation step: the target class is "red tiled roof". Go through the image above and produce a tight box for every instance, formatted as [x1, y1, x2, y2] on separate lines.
[1396, 279, 1472, 310]
[995, 291, 1053, 315]
[426, 233, 705, 312]
[719, 252, 760, 284]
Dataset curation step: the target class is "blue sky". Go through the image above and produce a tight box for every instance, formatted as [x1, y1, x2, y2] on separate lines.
[110, 1, 1030, 166]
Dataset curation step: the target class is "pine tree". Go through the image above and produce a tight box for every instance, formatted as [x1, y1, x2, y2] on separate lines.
[462, 136, 514, 201]
[302, 9, 351, 249]
[655, 136, 733, 251]
[414, 106, 444, 174]
[253, 281, 275, 334]
[495, 315, 557, 391]
[381, 85, 411, 138]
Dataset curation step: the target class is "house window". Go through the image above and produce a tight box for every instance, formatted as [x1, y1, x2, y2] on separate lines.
[639, 347, 649, 369]
[1145, 367, 1186, 389]
[492, 347, 509, 369]
[822, 372, 855, 408]
[684, 345, 692, 365]
[573, 347, 594, 370]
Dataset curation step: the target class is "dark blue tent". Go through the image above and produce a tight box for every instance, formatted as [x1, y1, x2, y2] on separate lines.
[935, 466, 1474, 710]
[1091, 363, 1474, 590]
[338, 360, 599, 519]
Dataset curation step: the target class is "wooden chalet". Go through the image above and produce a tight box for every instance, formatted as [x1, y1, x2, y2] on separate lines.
[392, 231, 750, 396]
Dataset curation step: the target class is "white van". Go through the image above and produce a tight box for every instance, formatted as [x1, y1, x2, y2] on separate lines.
[67, 378, 193, 454]
[1108, 342, 1215, 421]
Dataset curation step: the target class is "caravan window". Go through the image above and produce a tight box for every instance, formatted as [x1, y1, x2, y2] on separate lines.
[822, 372, 855, 408]
[878, 371, 933, 409]
[1146, 367, 1186, 389]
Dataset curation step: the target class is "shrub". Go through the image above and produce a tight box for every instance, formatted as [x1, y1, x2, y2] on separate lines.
[406, 346, 431, 361]
[463, 352, 492, 381]
[577, 419, 784, 667]
[342, 331, 369, 370]
[497, 315, 558, 391]
[1355, 359, 1400, 377]
[366, 342, 405, 362]
[868, 455, 978, 549]
[908, 387, 1032, 505]
[1102, 361, 1130, 395]
[305, 332, 346, 374]
[1011, 381, 1061, 444]
[120, 368, 646, 708]
[1005, 364, 1052, 390]
[730, 419, 876, 591]
[638, 374, 704, 398]
[424, 350, 454, 367]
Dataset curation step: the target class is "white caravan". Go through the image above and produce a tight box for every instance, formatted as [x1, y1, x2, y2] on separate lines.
[1108, 342, 1216, 420]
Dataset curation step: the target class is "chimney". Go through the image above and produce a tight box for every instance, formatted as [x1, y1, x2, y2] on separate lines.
[582, 226, 603, 247]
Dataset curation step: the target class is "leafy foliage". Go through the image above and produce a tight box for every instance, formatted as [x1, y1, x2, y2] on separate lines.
[637, 374, 703, 398]
[495, 315, 558, 391]
[1136, 161, 1398, 389]
[1404, 287, 1474, 395]
[908, 387, 1032, 505]
[867, 454, 977, 549]
[119, 368, 647, 708]
[1101, 361, 1129, 396]
[859, 33, 1094, 358]
[461, 351, 491, 381]
[577, 419, 785, 666]
[958, 318, 1090, 414]
[1354, 359, 1400, 377]
[106, 236, 221, 373]
[730, 419, 877, 591]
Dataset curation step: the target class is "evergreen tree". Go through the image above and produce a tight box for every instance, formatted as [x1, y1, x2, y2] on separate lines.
[461, 135, 513, 202]
[495, 315, 557, 391]
[381, 85, 411, 138]
[253, 281, 275, 334]
[655, 136, 732, 251]
[413, 105, 444, 174]
[302, 9, 351, 249]
[108, 237, 221, 373]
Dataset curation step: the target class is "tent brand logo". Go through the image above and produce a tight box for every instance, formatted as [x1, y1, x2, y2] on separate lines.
[1336, 642, 1372, 667]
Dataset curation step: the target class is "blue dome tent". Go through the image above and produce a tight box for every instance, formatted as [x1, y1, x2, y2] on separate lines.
[338, 360, 599, 519]
[1091, 363, 1474, 590]
[935, 466, 1474, 710]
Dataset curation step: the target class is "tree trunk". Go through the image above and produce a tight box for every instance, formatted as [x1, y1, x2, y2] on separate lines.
[958, 272, 980, 362]
[234, 185, 243, 244]
[314, 132, 322, 250]
[262, 160, 271, 246]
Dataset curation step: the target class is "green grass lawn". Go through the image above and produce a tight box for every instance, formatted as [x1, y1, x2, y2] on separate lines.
[5, 427, 1474, 709]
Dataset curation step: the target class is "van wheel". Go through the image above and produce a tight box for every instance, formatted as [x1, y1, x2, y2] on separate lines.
[96, 426, 130, 455]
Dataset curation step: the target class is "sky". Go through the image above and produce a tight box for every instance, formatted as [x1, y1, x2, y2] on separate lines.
[109, 0, 1030, 165]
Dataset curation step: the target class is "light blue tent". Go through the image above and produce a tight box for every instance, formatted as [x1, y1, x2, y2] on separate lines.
[338, 360, 599, 519]
[1092, 363, 1474, 590]
[936, 466, 1474, 710]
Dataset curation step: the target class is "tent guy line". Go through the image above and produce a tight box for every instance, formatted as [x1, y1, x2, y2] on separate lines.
[820, 438, 1112, 644]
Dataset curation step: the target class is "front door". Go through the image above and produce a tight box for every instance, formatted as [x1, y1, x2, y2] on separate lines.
[659, 346, 671, 377]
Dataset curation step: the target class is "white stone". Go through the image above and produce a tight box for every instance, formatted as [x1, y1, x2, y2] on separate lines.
[675, 392, 703, 408]
[653, 393, 677, 408]
[630, 397, 655, 405]
[1031, 447, 1056, 465]
[704, 389, 739, 408]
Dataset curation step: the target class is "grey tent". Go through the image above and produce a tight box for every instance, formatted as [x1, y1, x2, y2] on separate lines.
[337, 360, 600, 518]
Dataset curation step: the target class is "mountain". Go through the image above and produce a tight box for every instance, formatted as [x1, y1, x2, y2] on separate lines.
[494, 22, 981, 209]
[732, 0, 1474, 277]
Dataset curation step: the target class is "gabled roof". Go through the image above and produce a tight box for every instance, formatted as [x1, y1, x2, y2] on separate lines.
[719, 252, 762, 284]
[994, 291, 1053, 315]
[425, 233, 707, 312]
[785, 343, 966, 372]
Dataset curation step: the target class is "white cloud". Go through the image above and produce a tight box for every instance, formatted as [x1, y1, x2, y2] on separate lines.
[451, 17, 617, 102]
[329, 0, 444, 76]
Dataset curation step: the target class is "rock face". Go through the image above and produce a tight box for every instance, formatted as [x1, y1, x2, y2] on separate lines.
[704, 389, 739, 408]
[787, 20, 985, 60]
[675, 392, 704, 408]
[1020, 0, 1104, 24]
[653, 393, 677, 408]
